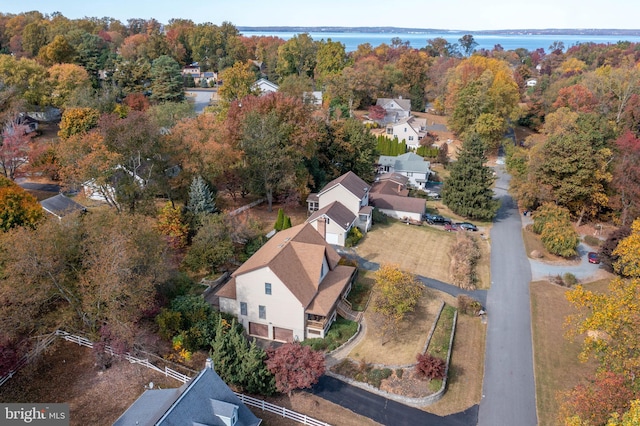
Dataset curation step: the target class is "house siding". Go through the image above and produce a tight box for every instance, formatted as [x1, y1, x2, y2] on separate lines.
[308, 218, 350, 246]
[233, 267, 305, 341]
[319, 186, 361, 217]
[377, 208, 422, 222]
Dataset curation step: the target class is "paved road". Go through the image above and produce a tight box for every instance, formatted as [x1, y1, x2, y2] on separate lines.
[478, 166, 538, 426]
[310, 376, 478, 426]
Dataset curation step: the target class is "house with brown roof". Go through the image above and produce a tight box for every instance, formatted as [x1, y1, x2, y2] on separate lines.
[370, 173, 426, 222]
[216, 223, 357, 342]
[306, 171, 373, 245]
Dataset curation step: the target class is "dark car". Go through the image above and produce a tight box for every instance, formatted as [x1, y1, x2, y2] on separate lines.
[456, 222, 478, 231]
[444, 223, 459, 232]
[424, 214, 452, 225]
[588, 252, 600, 264]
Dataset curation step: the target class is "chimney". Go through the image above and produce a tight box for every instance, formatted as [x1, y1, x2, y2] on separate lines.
[317, 217, 326, 239]
[205, 358, 213, 370]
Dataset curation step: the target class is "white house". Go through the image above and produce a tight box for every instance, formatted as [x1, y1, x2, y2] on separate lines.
[252, 78, 279, 95]
[376, 97, 411, 124]
[216, 223, 357, 342]
[377, 152, 432, 189]
[306, 171, 373, 241]
[385, 116, 428, 148]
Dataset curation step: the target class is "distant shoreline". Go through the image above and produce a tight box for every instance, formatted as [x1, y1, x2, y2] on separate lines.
[237, 26, 640, 36]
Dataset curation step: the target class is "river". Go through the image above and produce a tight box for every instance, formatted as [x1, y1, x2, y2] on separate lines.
[240, 30, 640, 53]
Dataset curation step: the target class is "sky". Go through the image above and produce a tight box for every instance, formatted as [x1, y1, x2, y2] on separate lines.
[3, 0, 640, 31]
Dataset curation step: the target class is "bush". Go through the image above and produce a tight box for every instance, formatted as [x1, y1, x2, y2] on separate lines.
[457, 295, 483, 315]
[372, 207, 388, 225]
[532, 203, 571, 235]
[563, 272, 578, 287]
[541, 220, 579, 257]
[345, 226, 363, 247]
[449, 233, 481, 290]
[367, 368, 392, 388]
[395, 368, 404, 379]
[415, 353, 446, 380]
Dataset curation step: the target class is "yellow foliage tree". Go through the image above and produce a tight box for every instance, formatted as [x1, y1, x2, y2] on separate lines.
[57, 107, 100, 140]
[613, 219, 640, 277]
[372, 263, 424, 342]
[566, 277, 640, 373]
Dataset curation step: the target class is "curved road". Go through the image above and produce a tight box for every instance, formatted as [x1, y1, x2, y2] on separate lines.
[478, 166, 538, 425]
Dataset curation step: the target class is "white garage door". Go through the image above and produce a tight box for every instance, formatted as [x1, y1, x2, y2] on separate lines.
[326, 233, 339, 244]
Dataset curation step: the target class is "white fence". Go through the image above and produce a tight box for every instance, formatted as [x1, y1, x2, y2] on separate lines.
[1, 330, 331, 426]
[235, 393, 331, 426]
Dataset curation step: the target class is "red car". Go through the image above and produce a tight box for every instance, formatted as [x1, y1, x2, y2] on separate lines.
[444, 223, 459, 232]
[588, 252, 600, 264]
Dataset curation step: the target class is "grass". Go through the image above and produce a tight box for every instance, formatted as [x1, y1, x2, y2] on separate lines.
[530, 279, 609, 426]
[349, 285, 442, 365]
[347, 272, 374, 311]
[356, 220, 491, 289]
[301, 318, 358, 352]
[426, 305, 456, 359]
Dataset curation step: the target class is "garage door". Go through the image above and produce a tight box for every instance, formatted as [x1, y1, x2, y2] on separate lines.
[273, 327, 294, 343]
[326, 233, 339, 245]
[248, 322, 268, 338]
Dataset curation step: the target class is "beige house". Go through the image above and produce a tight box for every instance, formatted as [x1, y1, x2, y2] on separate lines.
[385, 116, 428, 149]
[370, 173, 426, 222]
[216, 223, 357, 342]
[306, 171, 373, 244]
[307, 201, 357, 246]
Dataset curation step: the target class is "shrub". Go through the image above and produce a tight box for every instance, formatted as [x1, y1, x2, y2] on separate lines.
[563, 272, 578, 287]
[415, 353, 446, 380]
[449, 232, 481, 290]
[457, 295, 483, 315]
[532, 203, 571, 235]
[541, 219, 579, 257]
[345, 226, 363, 247]
[372, 207, 388, 225]
[395, 368, 404, 379]
[367, 368, 393, 388]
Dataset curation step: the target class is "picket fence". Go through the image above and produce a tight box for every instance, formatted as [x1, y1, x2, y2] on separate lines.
[235, 393, 331, 426]
[0, 330, 332, 426]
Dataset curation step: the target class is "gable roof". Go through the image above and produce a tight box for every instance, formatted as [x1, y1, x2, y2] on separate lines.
[253, 78, 279, 93]
[378, 153, 432, 174]
[217, 223, 344, 308]
[376, 98, 411, 112]
[307, 201, 356, 231]
[318, 171, 370, 201]
[371, 178, 410, 197]
[370, 192, 426, 215]
[40, 194, 86, 219]
[114, 363, 261, 426]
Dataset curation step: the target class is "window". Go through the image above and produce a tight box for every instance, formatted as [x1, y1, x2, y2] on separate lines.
[240, 302, 247, 316]
[259, 305, 266, 319]
[409, 136, 414, 141]
[265, 283, 272, 295]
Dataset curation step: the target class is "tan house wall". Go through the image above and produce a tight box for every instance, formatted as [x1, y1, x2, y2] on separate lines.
[308, 217, 351, 246]
[378, 208, 423, 222]
[234, 267, 306, 341]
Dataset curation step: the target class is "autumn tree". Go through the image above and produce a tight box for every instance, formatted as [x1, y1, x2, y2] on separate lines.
[0, 122, 31, 180]
[561, 371, 638, 426]
[566, 277, 640, 373]
[183, 214, 234, 274]
[38, 34, 76, 65]
[458, 34, 478, 57]
[0, 210, 170, 352]
[57, 107, 100, 139]
[0, 55, 49, 105]
[599, 226, 631, 274]
[156, 202, 189, 250]
[441, 134, 499, 220]
[0, 176, 43, 230]
[371, 263, 423, 343]
[445, 56, 519, 146]
[276, 33, 318, 79]
[218, 60, 256, 102]
[266, 343, 325, 396]
[314, 38, 348, 85]
[612, 218, 640, 278]
[47, 63, 92, 108]
[610, 131, 640, 226]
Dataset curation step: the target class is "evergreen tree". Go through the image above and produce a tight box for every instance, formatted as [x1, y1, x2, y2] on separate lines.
[274, 208, 285, 231]
[241, 339, 276, 395]
[441, 134, 499, 220]
[282, 216, 292, 230]
[210, 319, 245, 385]
[187, 176, 217, 215]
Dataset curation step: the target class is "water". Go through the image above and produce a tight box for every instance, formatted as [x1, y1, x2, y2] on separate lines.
[240, 30, 640, 53]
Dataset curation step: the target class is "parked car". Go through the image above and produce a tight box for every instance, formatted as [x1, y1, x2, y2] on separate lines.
[444, 223, 459, 232]
[424, 214, 452, 225]
[588, 252, 600, 264]
[456, 222, 478, 231]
